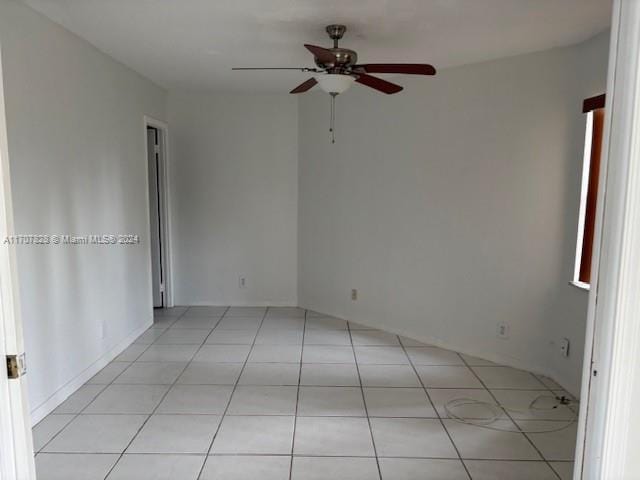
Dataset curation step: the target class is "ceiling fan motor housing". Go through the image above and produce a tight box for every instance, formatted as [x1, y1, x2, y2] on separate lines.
[314, 48, 358, 72]
[314, 24, 357, 72]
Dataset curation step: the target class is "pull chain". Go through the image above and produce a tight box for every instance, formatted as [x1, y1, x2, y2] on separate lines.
[329, 93, 337, 144]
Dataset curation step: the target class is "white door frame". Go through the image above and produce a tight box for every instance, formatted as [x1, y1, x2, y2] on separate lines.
[575, 0, 640, 478]
[0, 45, 36, 480]
[143, 116, 174, 308]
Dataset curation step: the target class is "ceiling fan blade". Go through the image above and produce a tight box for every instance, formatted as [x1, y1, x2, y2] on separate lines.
[304, 44, 337, 64]
[354, 64, 436, 75]
[353, 73, 403, 94]
[290, 78, 318, 94]
[232, 67, 319, 71]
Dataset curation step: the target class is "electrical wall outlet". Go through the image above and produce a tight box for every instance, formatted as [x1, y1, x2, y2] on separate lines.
[497, 322, 509, 339]
[560, 337, 570, 357]
[351, 289, 358, 301]
[239, 277, 246, 289]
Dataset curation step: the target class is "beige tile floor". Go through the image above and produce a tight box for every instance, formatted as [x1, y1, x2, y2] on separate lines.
[33, 306, 578, 479]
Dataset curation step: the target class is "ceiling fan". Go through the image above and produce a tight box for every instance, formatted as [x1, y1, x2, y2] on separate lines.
[233, 24, 436, 141]
[233, 24, 436, 95]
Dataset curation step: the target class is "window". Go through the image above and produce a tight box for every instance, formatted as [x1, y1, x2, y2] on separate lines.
[573, 94, 605, 289]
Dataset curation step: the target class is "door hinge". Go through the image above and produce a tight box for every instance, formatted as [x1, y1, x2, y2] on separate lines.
[159, 282, 165, 293]
[153, 144, 160, 155]
[6, 353, 26, 379]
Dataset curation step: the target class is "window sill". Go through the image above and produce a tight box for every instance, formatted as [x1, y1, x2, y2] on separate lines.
[570, 280, 591, 291]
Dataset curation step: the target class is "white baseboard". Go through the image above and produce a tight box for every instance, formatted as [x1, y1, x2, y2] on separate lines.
[174, 302, 299, 307]
[300, 303, 579, 399]
[29, 320, 152, 425]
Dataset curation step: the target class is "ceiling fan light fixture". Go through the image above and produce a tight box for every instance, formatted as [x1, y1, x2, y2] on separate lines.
[315, 74, 355, 95]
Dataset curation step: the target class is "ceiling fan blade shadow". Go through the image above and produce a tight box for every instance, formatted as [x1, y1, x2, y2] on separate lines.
[353, 73, 403, 94]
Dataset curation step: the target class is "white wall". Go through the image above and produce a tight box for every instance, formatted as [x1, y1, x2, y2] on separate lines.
[0, 1, 167, 421]
[298, 32, 609, 396]
[167, 93, 298, 306]
[551, 33, 610, 395]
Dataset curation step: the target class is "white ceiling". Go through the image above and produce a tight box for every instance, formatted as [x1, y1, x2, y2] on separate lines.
[23, 0, 612, 93]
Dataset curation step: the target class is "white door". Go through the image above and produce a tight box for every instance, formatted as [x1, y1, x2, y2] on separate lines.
[576, 0, 640, 478]
[0, 45, 36, 480]
[147, 127, 164, 308]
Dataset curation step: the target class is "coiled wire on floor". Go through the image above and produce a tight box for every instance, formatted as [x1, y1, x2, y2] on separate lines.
[444, 394, 578, 433]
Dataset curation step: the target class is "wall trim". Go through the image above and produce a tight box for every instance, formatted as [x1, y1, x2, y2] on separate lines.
[180, 302, 299, 307]
[300, 303, 572, 396]
[29, 320, 152, 425]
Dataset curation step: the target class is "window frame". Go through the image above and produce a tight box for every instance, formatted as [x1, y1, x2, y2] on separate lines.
[573, 94, 606, 289]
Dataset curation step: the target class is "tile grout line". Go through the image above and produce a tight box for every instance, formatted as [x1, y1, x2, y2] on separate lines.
[288, 309, 307, 480]
[534, 372, 578, 480]
[35, 412, 582, 420]
[51, 383, 575, 393]
[35, 451, 578, 461]
[99, 306, 199, 479]
[347, 321, 384, 480]
[459, 357, 563, 480]
[45, 307, 204, 471]
[35, 308, 190, 456]
[35, 308, 575, 479]
[194, 306, 269, 480]
[199, 307, 229, 346]
[398, 340, 473, 480]
[35, 383, 109, 455]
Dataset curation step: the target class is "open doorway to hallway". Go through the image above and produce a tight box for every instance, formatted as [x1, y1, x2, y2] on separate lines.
[145, 120, 170, 309]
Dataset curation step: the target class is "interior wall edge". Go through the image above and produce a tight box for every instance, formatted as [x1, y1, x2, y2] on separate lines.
[28, 319, 152, 425]
[300, 302, 578, 398]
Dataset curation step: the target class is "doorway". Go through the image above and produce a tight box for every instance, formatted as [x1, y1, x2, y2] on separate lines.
[145, 118, 171, 309]
[0, 44, 36, 479]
